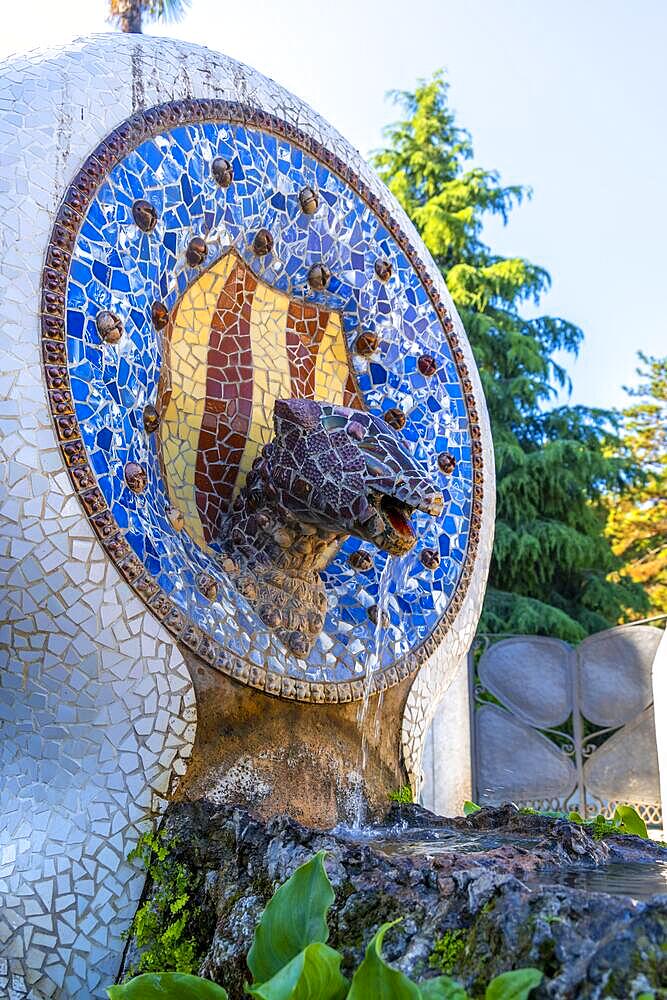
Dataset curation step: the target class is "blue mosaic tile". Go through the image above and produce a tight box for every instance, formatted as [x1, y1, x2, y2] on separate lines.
[47, 109, 480, 692]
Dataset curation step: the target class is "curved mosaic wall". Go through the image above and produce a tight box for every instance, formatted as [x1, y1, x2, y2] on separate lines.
[44, 101, 484, 699]
[0, 33, 495, 998]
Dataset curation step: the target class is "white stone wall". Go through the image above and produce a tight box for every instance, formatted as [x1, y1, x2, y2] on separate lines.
[419, 656, 473, 816]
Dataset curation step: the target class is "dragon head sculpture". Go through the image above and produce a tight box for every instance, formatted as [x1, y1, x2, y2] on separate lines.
[218, 398, 443, 657]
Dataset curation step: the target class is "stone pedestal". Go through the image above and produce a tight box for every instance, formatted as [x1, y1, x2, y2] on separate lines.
[121, 800, 667, 1000]
[177, 647, 411, 827]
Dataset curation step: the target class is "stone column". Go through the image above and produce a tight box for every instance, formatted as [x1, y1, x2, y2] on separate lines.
[652, 628, 667, 839]
[420, 655, 473, 815]
[177, 647, 413, 828]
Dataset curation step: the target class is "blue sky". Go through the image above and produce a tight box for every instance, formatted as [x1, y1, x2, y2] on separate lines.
[3, 0, 665, 409]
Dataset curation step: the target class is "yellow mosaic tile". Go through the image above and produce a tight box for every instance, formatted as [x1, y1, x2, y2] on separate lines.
[161, 253, 235, 547]
[161, 253, 354, 537]
[315, 312, 349, 405]
[235, 281, 292, 493]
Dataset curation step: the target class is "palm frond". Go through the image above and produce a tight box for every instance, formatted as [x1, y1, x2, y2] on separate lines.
[143, 0, 191, 23]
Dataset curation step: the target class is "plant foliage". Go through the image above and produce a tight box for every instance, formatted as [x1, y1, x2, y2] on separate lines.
[108, 972, 228, 999]
[389, 785, 414, 804]
[372, 74, 649, 638]
[612, 805, 649, 839]
[124, 828, 202, 975]
[485, 969, 543, 1000]
[347, 920, 422, 999]
[419, 978, 469, 1000]
[247, 942, 348, 1000]
[429, 929, 467, 974]
[605, 354, 667, 617]
[111, 852, 542, 999]
[108, 0, 190, 33]
[247, 851, 335, 985]
[518, 803, 648, 839]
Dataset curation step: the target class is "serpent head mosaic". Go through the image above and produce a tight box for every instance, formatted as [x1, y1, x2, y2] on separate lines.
[220, 398, 443, 657]
[42, 100, 484, 700]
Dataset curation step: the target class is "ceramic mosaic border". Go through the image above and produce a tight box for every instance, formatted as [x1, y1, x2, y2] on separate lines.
[41, 99, 485, 703]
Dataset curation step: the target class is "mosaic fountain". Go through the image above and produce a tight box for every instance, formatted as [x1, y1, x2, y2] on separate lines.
[0, 33, 495, 998]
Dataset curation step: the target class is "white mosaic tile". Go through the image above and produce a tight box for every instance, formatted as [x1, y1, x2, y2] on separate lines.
[0, 31, 493, 999]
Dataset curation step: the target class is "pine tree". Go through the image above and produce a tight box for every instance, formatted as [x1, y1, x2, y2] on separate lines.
[606, 354, 667, 617]
[373, 74, 648, 641]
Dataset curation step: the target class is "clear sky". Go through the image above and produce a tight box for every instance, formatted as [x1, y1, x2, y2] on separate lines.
[2, 0, 665, 410]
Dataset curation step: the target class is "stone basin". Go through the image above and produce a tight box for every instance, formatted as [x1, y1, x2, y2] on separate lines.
[525, 860, 667, 901]
[340, 805, 667, 900]
[121, 801, 667, 999]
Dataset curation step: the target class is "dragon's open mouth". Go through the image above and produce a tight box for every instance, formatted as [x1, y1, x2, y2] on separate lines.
[377, 494, 417, 556]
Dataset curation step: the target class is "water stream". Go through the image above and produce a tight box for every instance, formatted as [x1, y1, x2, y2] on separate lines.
[341, 823, 527, 856]
[351, 556, 391, 829]
[338, 823, 667, 900]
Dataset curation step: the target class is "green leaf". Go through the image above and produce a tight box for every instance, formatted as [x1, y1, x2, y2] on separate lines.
[246, 943, 348, 1000]
[567, 811, 584, 824]
[347, 921, 421, 1000]
[247, 852, 335, 985]
[485, 968, 542, 1000]
[389, 785, 414, 804]
[613, 805, 648, 839]
[419, 975, 470, 999]
[107, 972, 229, 999]
[463, 801, 481, 816]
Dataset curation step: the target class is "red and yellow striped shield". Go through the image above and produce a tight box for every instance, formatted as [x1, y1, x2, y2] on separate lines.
[158, 251, 363, 547]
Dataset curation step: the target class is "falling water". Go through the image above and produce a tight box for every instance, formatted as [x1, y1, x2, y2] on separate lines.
[351, 555, 392, 829]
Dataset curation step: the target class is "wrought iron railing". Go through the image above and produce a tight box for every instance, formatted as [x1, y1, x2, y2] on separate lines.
[469, 618, 665, 829]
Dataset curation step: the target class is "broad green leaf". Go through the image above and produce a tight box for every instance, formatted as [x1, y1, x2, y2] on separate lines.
[246, 943, 348, 1000]
[485, 968, 542, 1000]
[347, 920, 421, 1000]
[419, 975, 470, 999]
[247, 852, 334, 984]
[107, 972, 229, 999]
[463, 802, 481, 817]
[567, 811, 584, 824]
[613, 805, 648, 839]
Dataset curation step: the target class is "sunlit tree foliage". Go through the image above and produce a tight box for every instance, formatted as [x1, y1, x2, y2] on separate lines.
[373, 74, 648, 639]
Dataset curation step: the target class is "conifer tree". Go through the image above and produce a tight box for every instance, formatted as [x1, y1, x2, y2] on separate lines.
[373, 74, 647, 640]
[606, 354, 667, 616]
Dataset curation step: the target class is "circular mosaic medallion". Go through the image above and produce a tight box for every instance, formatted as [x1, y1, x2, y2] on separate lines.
[41, 100, 484, 702]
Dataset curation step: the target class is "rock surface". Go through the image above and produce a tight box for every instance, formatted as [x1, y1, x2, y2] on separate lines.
[121, 801, 667, 999]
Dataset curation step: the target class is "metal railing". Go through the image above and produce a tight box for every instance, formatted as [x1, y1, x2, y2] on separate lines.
[469, 620, 665, 827]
